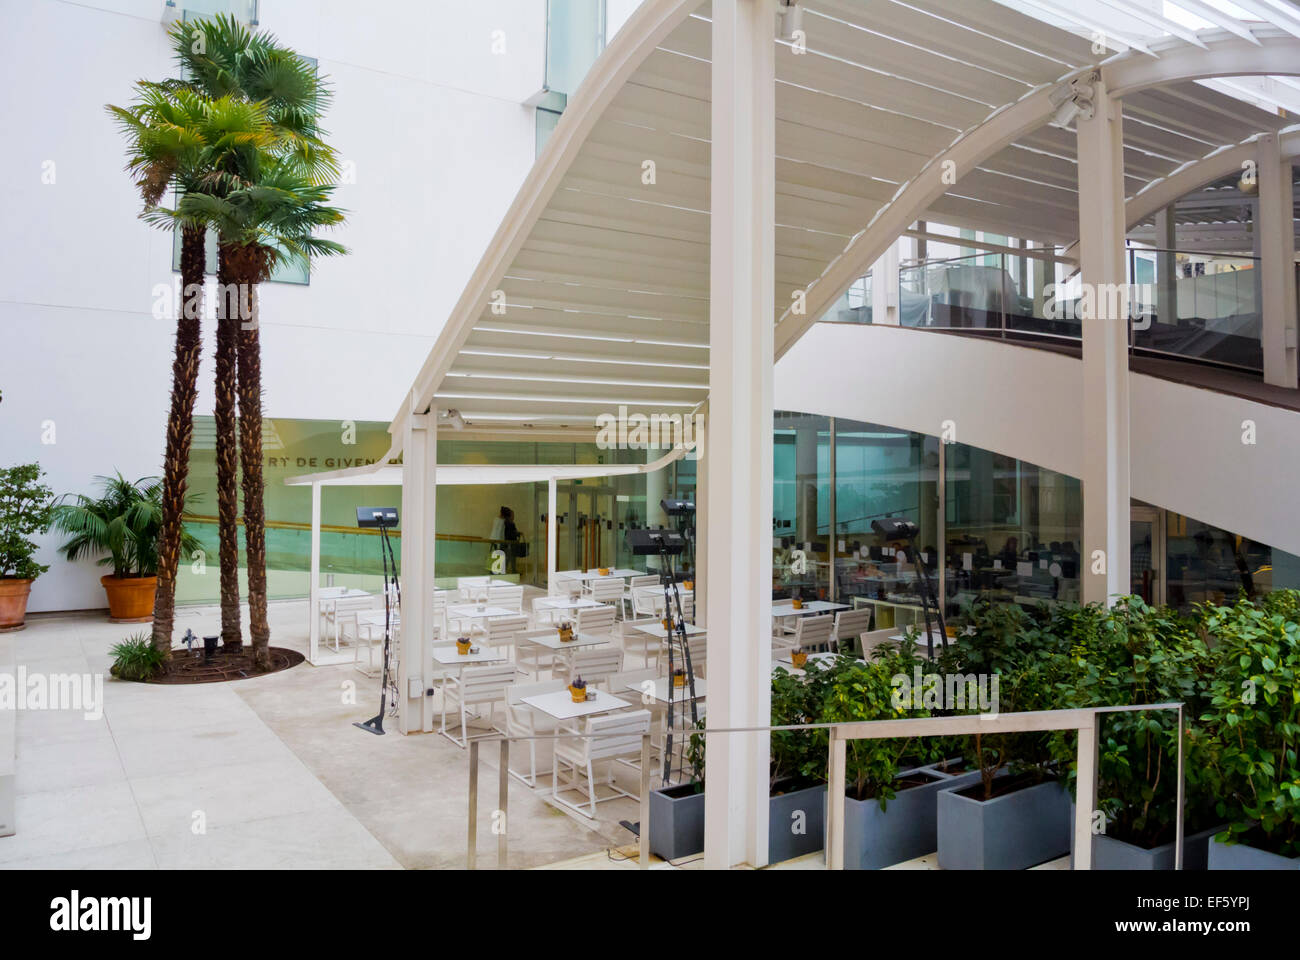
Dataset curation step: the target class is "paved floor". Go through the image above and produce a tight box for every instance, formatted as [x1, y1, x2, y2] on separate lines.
[0, 596, 631, 870]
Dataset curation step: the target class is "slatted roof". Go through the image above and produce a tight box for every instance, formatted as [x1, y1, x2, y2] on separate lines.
[391, 0, 1300, 446]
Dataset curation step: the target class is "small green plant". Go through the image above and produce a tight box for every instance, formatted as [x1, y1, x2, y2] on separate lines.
[110, 631, 166, 681]
[1199, 590, 1300, 858]
[0, 463, 54, 581]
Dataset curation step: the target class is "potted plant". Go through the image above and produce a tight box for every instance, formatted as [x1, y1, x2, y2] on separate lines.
[0, 463, 54, 631]
[455, 635, 472, 655]
[48, 472, 200, 622]
[649, 716, 707, 861]
[558, 620, 575, 642]
[934, 601, 1071, 870]
[812, 646, 982, 869]
[1201, 591, 1300, 869]
[568, 675, 588, 703]
[789, 646, 808, 669]
[1049, 597, 1226, 869]
[671, 667, 687, 689]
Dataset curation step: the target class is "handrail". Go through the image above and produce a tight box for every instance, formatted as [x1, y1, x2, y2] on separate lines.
[465, 702, 1184, 871]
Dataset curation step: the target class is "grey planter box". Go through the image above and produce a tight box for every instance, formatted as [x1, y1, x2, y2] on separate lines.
[649, 785, 704, 861]
[832, 766, 983, 870]
[769, 783, 827, 863]
[937, 778, 1070, 870]
[1208, 836, 1300, 870]
[1068, 805, 1223, 869]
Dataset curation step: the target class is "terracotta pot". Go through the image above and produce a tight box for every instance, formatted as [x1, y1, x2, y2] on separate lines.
[100, 574, 156, 623]
[0, 578, 33, 631]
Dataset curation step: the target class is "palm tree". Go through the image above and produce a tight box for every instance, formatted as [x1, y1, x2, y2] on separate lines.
[163, 15, 342, 661]
[106, 83, 223, 656]
[162, 163, 346, 668]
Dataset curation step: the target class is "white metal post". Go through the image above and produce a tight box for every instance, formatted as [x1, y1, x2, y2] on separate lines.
[826, 728, 847, 870]
[1153, 205, 1178, 331]
[1075, 76, 1130, 606]
[1258, 133, 1298, 388]
[704, 0, 774, 870]
[870, 241, 901, 325]
[1074, 713, 1100, 869]
[398, 405, 437, 733]
[547, 477, 558, 589]
[309, 480, 321, 664]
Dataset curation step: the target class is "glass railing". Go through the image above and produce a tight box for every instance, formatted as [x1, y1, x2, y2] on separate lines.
[824, 249, 1266, 375]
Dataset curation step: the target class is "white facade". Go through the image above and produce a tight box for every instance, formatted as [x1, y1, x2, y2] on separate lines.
[0, 0, 560, 612]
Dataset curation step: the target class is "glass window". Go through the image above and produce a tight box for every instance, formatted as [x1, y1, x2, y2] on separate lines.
[546, 0, 605, 96]
[773, 412, 831, 602]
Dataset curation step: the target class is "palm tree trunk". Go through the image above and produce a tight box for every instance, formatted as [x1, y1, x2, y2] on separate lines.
[150, 225, 206, 658]
[215, 246, 243, 651]
[229, 243, 272, 670]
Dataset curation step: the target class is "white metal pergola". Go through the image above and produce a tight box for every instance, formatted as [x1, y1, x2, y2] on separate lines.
[285, 447, 692, 665]
[285, 0, 1300, 868]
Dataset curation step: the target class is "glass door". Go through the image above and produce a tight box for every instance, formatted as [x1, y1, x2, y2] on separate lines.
[1130, 504, 1164, 605]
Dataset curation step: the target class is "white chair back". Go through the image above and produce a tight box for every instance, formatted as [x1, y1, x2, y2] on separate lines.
[588, 577, 625, 605]
[483, 614, 529, 652]
[833, 608, 872, 649]
[609, 668, 659, 703]
[488, 585, 524, 611]
[576, 603, 617, 637]
[458, 663, 518, 706]
[568, 647, 624, 687]
[793, 614, 835, 652]
[860, 627, 900, 659]
[552, 573, 581, 596]
[584, 709, 652, 761]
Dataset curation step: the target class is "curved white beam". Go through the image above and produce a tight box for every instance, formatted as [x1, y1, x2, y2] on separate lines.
[388, 0, 700, 447]
[774, 78, 1080, 359]
[1103, 29, 1300, 98]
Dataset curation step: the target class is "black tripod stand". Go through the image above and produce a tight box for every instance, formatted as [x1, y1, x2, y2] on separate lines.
[354, 508, 401, 735]
[656, 539, 700, 785]
[872, 517, 948, 661]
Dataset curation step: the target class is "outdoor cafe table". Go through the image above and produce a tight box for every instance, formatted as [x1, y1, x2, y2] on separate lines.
[632, 586, 693, 613]
[625, 676, 707, 704]
[770, 600, 849, 618]
[433, 644, 509, 735]
[447, 603, 518, 630]
[521, 688, 632, 723]
[564, 568, 646, 580]
[456, 576, 513, 598]
[533, 596, 609, 624]
[519, 629, 610, 673]
[627, 621, 707, 639]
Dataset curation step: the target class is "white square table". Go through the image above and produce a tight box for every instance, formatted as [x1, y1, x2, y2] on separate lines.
[565, 568, 645, 581]
[519, 629, 610, 674]
[456, 577, 514, 599]
[629, 622, 707, 639]
[521, 688, 632, 722]
[432, 643, 505, 667]
[625, 676, 707, 703]
[447, 603, 518, 622]
[771, 600, 849, 618]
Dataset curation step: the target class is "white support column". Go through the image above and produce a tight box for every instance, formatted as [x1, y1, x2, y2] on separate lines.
[398, 405, 437, 734]
[1076, 75, 1130, 606]
[693, 407, 707, 628]
[1153, 205, 1178, 329]
[547, 477, 558, 589]
[870, 241, 901, 325]
[308, 481, 321, 664]
[1258, 133, 1298, 389]
[704, 0, 774, 870]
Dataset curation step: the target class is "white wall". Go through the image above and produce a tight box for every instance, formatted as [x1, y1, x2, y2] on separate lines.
[778, 322, 1300, 557]
[0, 0, 547, 611]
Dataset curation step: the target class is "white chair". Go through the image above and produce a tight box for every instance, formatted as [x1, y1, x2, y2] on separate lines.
[327, 594, 376, 652]
[860, 626, 901, 660]
[773, 613, 835, 654]
[673, 632, 706, 679]
[488, 584, 524, 612]
[354, 612, 403, 677]
[627, 575, 659, 617]
[552, 709, 653, 818]
[832, 607, 873, 654]
[617, 617, 663, 671]
[631, 581, 663, 617]
[609, 667, 660, 706]
[551, 572, 581, 596]
[553, 647, 625, 689]
[441, 662, 519, 747]
[576, 603, 617, 639]
[514, 628, 557, 680]
[506, 679, 567, 786]
[587, 577, 625, 615]
[480, 614, 529, 658]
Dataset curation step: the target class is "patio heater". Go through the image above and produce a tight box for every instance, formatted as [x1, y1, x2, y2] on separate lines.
[353, 507, 400, 735]
[871, 517, 949, 660]
[627, 521, 699, 785]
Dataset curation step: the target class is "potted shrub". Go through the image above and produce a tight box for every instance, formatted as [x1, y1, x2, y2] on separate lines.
[455, 636, 472, 655]
[649, 717, 707, 861]
[789, 646, 808, 669]
[935, 602, 1071, 870]
[813, 646, 981, 869]
[1201, 591, 1300, 869]
[0, 463, 54, 631]
[557, 620, 575, 642]
[1049, 597, 1225, 869]
[49, 473, 200, 622]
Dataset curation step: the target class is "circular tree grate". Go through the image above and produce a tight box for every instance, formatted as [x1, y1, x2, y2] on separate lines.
[149, 645, 305, 684]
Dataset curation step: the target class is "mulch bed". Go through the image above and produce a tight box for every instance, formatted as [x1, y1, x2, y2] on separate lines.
[148, 645, 305, 684]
